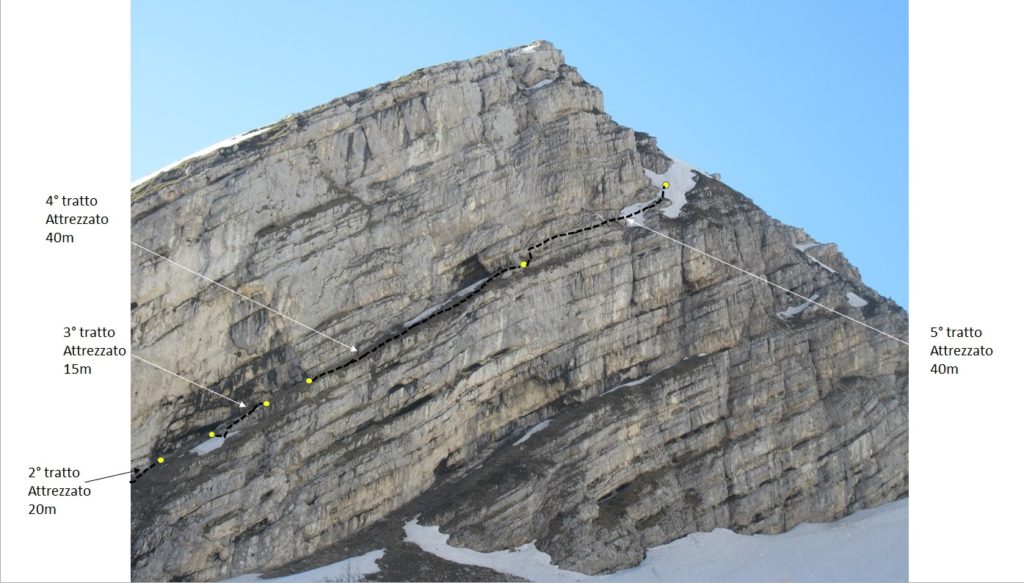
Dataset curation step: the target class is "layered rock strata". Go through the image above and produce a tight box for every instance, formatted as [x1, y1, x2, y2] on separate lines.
[130, 41, 907, 581]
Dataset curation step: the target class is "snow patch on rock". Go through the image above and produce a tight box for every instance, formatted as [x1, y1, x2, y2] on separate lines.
[618, 198, 659, 227]
[191, 436, 225, 456]
[404, 277, 489, 328]
[643, 157, 701, 219]
[457, 277, 489, 297]
[223, 549, 384, 582]
[132, 126, 274, 188]
[847, 292, 869, 308]
[404, 303, 444, 329]
[806, 254, 837, 274]
[777, 294, 820, 320]
[793, 243, 837, 274]
[513, 420, 552, 446]
[602, 375, 652, 396]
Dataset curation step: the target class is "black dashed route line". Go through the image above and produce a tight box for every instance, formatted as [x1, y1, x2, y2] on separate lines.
[129, 462, 157, 484]
[129, 187, 668, 485]
[130, 402, 271, 483]
[309, 190, 666, 382]
[218, 403, 265, 438]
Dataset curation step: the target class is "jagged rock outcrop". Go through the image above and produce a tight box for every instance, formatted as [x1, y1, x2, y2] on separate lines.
[130, 41, 908, 581]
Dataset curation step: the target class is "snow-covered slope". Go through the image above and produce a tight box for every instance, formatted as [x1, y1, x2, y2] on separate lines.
[405, 499, 908, 583]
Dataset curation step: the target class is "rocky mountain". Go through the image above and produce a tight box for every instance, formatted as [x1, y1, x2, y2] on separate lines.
[130, 41, 908, 581]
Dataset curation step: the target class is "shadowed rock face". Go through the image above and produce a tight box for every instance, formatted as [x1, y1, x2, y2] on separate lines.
[130, 41, 907, 581]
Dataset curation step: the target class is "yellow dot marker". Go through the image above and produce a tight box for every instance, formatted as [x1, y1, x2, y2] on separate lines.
[662, 181, 670, 189]
[209, 431, 216, 438]
[520, 260, 528, 268]
[305, 377, 313, 384]
[156, 457, 165, 464]
[263, 400, 270, 407]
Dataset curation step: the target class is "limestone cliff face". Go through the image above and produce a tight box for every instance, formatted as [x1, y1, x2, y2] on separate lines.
[130, 41, 908, 581]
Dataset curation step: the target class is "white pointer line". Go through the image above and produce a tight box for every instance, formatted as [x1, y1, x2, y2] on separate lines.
[131, 354, 246, 407]
[626, 219, 909, 346]
[131, 241, 357, 352]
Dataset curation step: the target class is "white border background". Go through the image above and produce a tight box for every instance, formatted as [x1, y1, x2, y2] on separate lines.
[2, 0, 1023, 581]
[909, 1, 1023, 581]
[1, 1, 130, 581]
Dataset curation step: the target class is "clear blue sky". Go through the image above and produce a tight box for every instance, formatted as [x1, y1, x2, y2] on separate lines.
[133, 0, 907, 306]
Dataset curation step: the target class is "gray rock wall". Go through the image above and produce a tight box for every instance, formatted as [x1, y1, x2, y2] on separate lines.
[130, 41, 907, 581]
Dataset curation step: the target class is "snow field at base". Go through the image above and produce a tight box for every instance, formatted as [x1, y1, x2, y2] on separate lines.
[404, 498, 908, 583]
[222, 549, 384, 582]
